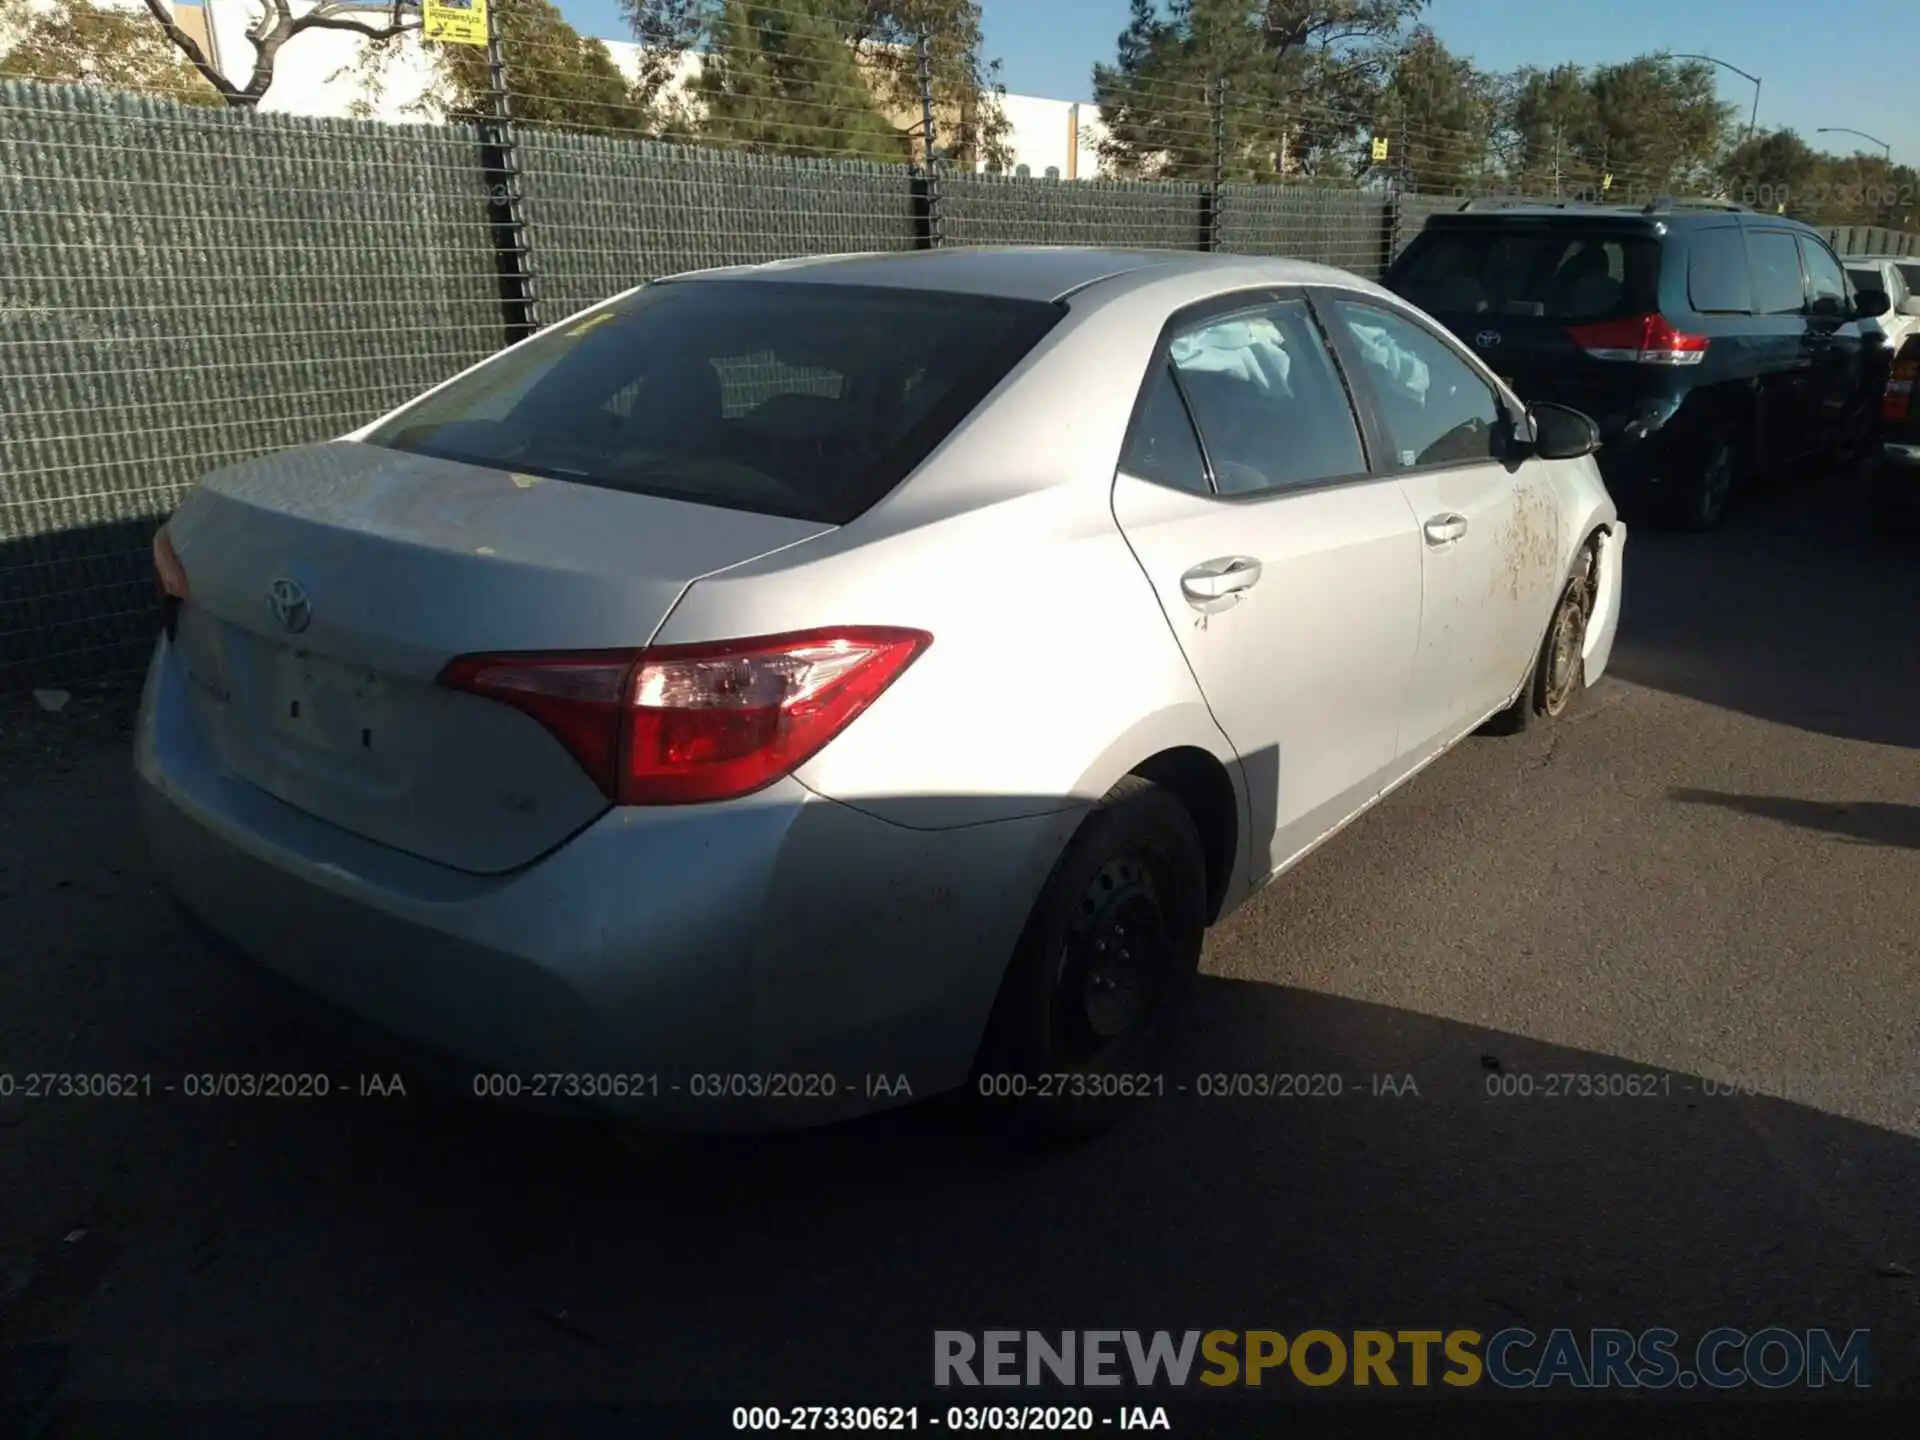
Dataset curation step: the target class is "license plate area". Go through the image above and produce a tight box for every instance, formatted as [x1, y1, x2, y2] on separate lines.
[266, 648, 395, 763]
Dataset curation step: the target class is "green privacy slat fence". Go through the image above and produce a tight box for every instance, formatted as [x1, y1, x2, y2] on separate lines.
[1216, 184, 1392, 275]
[0, 81, 502, 687]
[516, 132, 922, 323]
[939, 173, 1210, 251]
[3, 76, 1918, 690]
[1825, 225, 1920, 258]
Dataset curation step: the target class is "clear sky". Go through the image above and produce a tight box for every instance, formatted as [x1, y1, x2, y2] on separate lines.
[556, 0, 1913, 162]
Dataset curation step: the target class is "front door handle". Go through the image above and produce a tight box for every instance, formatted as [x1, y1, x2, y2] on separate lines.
[1180, 556, 1263, 605]
[1423, 514, 1469, 545]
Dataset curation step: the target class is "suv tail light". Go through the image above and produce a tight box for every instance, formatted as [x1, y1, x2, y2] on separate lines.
[153, 524, 189, 639]
[437, 627, 932, 806]
[1567, 314, 1709, 365]
[1885, 351, 1917, 422]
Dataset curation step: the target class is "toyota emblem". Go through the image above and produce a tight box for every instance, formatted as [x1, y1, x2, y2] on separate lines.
[267, 578, 311, 634]
[1475, 330, 1502, 348]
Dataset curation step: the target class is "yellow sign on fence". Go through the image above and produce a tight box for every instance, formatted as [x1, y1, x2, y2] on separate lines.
[1370, 136, 1390, 163]
[423, 0, 489, 47]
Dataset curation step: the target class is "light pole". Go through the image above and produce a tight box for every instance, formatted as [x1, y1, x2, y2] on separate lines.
[1818, 129, 1895, 228]
[1671, 54, 1761, 147]
[1817, 127, 1892, 161]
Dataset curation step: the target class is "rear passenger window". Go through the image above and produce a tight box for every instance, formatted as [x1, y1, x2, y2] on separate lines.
[1747, 232, 1807, 316]
[1163, 300, 1369, 495]
[1687, 229, 1754, 314]
[1121, 364, 1209, 494]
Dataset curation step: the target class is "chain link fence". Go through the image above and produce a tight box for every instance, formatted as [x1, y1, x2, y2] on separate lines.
[2, 67, 1917, 691]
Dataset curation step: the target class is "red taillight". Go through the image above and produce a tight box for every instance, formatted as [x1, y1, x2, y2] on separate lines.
[1885, 358, 1917, 421]
[1567, 314, 1709, 366]
[437, 627, 932, 806]
[153, 524, 189, 639]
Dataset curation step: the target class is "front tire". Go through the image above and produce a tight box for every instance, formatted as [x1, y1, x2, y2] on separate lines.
[1483, 543, 1596, 735]
[1533, 565, 1593, 720]
[972, 775, 1207, 1139]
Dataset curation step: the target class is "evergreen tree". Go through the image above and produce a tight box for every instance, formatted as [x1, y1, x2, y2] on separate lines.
[697, 0, 906, 160]
[0, 0, 222, 103]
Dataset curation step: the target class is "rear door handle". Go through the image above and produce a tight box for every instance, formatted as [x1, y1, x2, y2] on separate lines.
[1180, 556, 1263, 604]
[1423, 514, 1469, 545]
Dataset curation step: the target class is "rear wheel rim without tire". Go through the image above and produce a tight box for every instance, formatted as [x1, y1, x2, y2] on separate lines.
[1050, 854, 1172, 1065]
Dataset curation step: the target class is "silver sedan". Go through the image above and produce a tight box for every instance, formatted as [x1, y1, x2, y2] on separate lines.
[137, 247, 1625, 1131]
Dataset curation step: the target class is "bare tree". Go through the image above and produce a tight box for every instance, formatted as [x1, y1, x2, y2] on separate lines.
[139, 0, 420, 107]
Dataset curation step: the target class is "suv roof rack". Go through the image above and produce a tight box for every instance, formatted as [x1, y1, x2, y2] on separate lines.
[1642, 195, 1752, 215]
[1455, 196, 1639, 213]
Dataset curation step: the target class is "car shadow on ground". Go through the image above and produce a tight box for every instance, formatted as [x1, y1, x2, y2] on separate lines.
[4, 951, 1916, 1413]
[1606, 466, 1920, 750]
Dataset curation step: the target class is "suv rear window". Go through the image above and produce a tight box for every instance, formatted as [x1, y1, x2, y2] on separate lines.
[1899, 262, 1920, 291]
[365, 280, 1063, 524]
[1390, 227, 1660, 321]
[1846, 265, 1885, 295]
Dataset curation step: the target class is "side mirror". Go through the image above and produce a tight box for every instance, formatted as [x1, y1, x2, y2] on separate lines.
[1527, 402, 1601, 461]
[1853, 289, 1892, 319]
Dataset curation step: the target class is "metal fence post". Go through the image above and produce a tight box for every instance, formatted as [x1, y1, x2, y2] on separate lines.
[1397, 106, 1411, 197]
[481, 7, 539, 343]
[915, 35, 944, 249]
[1202, 78, 1225, 252]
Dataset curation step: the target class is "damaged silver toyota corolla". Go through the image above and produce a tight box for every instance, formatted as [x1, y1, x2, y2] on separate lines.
[137, 247, 1624, 1133]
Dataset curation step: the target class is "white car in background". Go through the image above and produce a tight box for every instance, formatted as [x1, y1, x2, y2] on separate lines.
[1845, 258, 1920, 353]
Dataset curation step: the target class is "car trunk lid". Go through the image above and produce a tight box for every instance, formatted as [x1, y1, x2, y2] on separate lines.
[163, 441, 832, 873]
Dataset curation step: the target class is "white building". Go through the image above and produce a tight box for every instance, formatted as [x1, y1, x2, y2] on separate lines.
[988, 92, 1106, 181]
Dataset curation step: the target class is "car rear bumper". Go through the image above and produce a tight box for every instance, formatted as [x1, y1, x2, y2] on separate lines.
[136, 638, 1075, 1130]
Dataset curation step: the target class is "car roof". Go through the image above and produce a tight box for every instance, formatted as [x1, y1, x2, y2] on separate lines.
[1424, 205, 1818, 234]
[658, 246, 1362, 304]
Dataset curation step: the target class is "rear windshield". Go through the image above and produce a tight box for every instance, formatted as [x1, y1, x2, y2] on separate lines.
[365, 280, 1063, 524]
[1390, 227, 1660, 321]
[1898, 262, 1920, 291]
[1847, 266, 1885, 294]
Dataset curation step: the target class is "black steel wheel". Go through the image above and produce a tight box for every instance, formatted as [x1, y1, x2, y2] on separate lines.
[973, 775, 1206, 1138]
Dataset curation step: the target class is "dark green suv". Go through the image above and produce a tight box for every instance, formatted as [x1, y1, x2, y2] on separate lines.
[1384, 198, 1891, 530]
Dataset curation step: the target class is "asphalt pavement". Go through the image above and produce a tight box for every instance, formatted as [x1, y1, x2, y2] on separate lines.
[1, 464, 1915, 1435]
